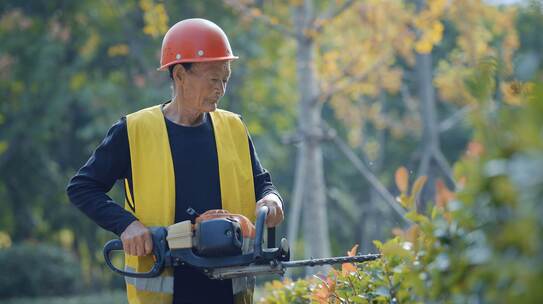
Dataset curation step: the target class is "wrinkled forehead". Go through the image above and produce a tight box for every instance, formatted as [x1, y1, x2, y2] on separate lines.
[194, 61, 231, 77]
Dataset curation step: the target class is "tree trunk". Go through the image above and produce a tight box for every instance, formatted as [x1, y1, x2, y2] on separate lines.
[286, 142, 306, 258]
[293, 0, 331, 276]
[415, 50, 457, 211]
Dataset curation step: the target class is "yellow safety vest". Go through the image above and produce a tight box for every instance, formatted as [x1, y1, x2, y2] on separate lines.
[123, 104, 256, 304]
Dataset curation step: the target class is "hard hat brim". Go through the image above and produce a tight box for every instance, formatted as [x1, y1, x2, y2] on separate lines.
[157, 55, 239, 71]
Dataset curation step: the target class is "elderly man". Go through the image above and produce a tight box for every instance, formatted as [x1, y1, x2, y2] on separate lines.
[67, 18, 284, 304]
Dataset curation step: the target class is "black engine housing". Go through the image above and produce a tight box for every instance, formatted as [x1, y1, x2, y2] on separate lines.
[194, 218, 243, 257]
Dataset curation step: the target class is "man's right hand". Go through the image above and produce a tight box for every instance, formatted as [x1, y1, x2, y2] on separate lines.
[120, 220, 153, 256]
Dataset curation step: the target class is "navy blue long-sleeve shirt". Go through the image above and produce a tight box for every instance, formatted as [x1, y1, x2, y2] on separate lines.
[67, 111, 281, 304]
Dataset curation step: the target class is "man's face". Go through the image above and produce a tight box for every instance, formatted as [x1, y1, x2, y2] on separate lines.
[178, 60, 231, 112]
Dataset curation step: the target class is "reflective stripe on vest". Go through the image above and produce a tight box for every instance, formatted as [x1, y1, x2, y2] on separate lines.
[232, 275, 256, 295]
[124, 266, 174, 294]
[124, 105, 256, 304]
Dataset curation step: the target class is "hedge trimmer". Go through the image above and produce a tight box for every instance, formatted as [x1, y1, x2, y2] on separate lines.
[103, 206, 380, 279]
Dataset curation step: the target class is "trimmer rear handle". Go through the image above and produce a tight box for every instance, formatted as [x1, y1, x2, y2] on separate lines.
[103, 227, 168, 278]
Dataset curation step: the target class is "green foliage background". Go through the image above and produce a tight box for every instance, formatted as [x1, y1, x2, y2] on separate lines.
[260, 70, 543, 303]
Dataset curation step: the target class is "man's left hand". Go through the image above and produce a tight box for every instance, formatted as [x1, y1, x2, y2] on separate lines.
[256, 193, 284, 227]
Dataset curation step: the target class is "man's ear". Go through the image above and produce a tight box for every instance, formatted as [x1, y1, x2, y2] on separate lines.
[173, 64, 186, 83]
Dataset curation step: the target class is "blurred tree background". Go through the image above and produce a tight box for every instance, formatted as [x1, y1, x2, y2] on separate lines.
[0, 0, 541, 302]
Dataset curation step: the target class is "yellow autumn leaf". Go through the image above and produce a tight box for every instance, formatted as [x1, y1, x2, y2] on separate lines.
[269, 16, 279, 25]
[139, 0, 152, 11]
[428, 0, 447, 17]
[69, 73, 87, 91]
[415, 39, 433, 54]
[432, 21, 444, 34]
[430, 21, 444, 43]
[381, 68, 403, 93]
[141, 1, 169, 38]
[80, 31, 100, 60]
[108, 43, 130, 57]
[58, 229, 75, 249]
[0, 231, 11, 249]
[501, 81, 532, 106]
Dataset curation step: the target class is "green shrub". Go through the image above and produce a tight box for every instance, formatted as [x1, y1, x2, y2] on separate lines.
[259, 83, 543, 301]
[0, 290, 126, 304]
[0, 243, 82, 299]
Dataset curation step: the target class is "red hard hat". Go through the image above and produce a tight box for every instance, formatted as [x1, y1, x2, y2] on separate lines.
[158, 18, 238, 71]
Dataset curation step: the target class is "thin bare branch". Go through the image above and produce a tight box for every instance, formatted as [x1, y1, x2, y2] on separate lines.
[224, 0, 297, 39]
[317, 57, 388, 105]
[400, 84, 418, 115]
[314, 0, 355, 32]
[415, 146, 432, 212]
[438, 105, 474, 133]
[323, 123, 411, 225]
[432, 147, 457, 190]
